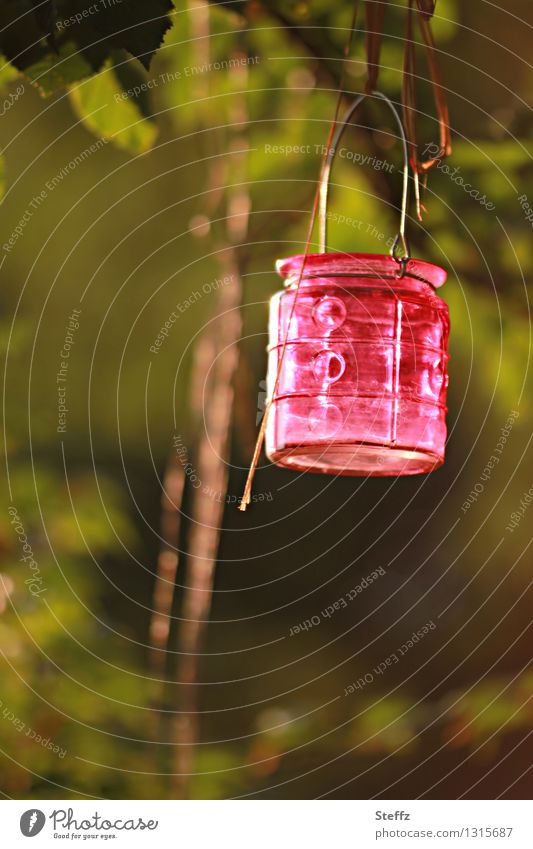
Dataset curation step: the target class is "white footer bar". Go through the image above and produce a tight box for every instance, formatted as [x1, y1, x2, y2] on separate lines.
[2, 800, 531, 848]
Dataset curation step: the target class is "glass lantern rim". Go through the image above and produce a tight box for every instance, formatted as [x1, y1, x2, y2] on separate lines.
[276, 251, 447, 289]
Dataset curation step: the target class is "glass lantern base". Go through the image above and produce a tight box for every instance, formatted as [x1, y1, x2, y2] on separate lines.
[268, 442, 443, 476]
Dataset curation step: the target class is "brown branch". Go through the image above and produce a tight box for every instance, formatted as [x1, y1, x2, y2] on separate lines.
[149, 0, 216, 733]
[416, 11, 452, 168]
[364, 0, 386, 92]
[171, 249, 242, 797]
[149, 0, 245, 789]
[259, 1, 452, 177]
[170, 30, 251, 798]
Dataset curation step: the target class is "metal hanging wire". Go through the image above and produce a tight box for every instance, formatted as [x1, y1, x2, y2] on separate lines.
[239, 89, 417, 509]
[239, 3, 451, 510]
[318, 89, 411, 270]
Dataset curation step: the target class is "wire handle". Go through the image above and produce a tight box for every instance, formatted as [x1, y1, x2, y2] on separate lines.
[318, 90, 411, 270]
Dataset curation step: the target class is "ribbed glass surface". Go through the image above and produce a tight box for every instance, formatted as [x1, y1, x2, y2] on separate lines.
[265, 253, 450, 476]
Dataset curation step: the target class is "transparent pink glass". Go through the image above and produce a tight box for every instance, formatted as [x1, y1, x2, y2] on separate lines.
[265, 252, 450, 476]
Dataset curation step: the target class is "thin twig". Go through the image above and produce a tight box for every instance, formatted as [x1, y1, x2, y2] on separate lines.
[150, 461, 185, 679]
[171, 26, 251, 798]
[239, 0, 362, 511]
[148, 0, 214, 718]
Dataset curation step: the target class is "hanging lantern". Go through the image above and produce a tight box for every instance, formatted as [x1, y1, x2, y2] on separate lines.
[265, 92, 450, 477]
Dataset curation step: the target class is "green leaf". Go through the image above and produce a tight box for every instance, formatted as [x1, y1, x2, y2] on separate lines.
[0, 0, 174, 94]
[68, 60, 158, 154]
[18, 39, 98, 95]
[0, 1, 46, 73]
[95, 0, 175, 70]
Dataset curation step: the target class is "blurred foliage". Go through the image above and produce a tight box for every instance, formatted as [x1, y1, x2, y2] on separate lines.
[0, 458, 165, 797]
[0, 0, 532, 799]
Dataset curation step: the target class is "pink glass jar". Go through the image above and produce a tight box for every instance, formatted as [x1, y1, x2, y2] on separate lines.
[265, 252, 450, 476]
